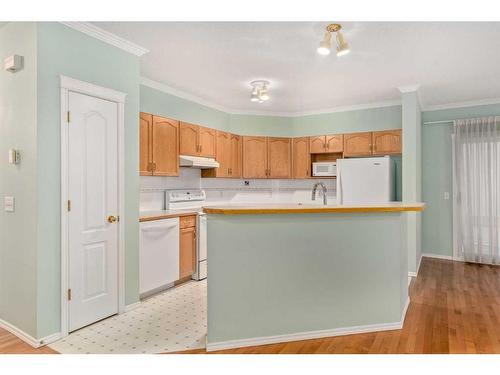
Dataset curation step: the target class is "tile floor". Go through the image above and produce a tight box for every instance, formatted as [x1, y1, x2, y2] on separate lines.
[49, 280, 207, 354]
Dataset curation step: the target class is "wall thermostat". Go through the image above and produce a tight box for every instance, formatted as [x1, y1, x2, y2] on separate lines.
[4, 55, 23, 73]
[8, 149, 20, 165]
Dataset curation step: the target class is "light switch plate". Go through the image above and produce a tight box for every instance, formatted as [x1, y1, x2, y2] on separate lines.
[4, 196, 15, 212]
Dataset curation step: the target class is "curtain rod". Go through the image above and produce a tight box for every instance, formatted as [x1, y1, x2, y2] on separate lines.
[422, 119, 456, 125]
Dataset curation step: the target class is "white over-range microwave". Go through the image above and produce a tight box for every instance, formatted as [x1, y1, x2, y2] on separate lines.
[312, 161, 337, 177]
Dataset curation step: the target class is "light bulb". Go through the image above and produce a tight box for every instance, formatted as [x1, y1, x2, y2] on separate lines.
[336, 31, 350, 57]
[250, 92, 260, 102]
[259, 88, 269, 101]
[317, 32, 331, 55]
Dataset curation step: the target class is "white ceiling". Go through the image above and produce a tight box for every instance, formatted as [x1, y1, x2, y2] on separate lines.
[94, 22, 500, 114]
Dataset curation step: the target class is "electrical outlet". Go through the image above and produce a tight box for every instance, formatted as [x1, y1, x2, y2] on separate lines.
[4, 196, 15, 212]
[444, 192, 450, 200]
[244, 181, 250, 186]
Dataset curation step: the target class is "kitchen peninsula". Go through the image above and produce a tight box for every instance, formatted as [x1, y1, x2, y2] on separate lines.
[203, 202, 425, 351]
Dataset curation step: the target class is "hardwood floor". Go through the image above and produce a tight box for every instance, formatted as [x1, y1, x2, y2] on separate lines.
[1, 257, 500, 354]
[177, 257, 500, 354]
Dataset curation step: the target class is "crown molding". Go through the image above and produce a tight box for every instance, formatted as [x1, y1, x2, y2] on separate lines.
[60, 22, 149, 57]
[398, 84, 420, 93]
[422, 97, 500, 112]
[141, 77, 233, 113]
[141, 77, 402, 118]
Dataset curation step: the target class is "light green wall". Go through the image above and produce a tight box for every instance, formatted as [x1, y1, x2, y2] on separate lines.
[140, 85, 230, 131]
[36, 22, 141, 338]
[291, 105, 402, 136]
[229, 114, 291, 136]
[207, 212, 408, 344]
[421, 103, 500, 257]
[0, 22, 38, 338]
[401, 92, 422, 273]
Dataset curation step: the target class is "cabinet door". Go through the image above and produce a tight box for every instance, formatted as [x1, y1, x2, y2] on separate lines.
[152, 116, 179, 176]
[139, 112, 152, 176]
[242, 136, 268, 178]
[325, 134, 343, 153]
[268, 137, 292, 178]
[292, 137, 310, 179]
[179, 122, 199, 156]
[309, 136, 326, 154]
[199, 126, 217, 158]
[216, 131, 231, 177]
[372, 130, 402, 155]
[230, 134, 242, 178]
[179, 226, 196, 279]
[343, 132, 373, 157]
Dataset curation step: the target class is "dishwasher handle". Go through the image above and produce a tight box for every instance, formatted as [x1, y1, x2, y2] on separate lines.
[141, 223, 178, 232]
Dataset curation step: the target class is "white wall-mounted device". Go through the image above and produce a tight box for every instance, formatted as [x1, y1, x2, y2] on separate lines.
[8, 149, 20, 164]
[4, 55, 23, 73]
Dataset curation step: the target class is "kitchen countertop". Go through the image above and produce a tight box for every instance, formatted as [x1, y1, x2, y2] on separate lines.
[139, 209, 199, 222]
[202, 202, 426, 215]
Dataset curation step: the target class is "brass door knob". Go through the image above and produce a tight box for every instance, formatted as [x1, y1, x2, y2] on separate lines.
[107, 215, 117, 223]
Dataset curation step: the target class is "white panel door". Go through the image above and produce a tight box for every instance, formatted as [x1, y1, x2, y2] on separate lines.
[68, 91, 119, 332]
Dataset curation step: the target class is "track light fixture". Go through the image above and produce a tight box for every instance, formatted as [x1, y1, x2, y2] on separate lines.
[317, 23, 350, 57]
[249, 80, 270, 103]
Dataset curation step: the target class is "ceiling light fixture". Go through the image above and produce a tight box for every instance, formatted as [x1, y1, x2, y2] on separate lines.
[317, 23, 350, 57]
[250, 80, 270, 103]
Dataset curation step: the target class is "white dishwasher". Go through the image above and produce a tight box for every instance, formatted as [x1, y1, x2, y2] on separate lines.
[139, 217, 179, 296]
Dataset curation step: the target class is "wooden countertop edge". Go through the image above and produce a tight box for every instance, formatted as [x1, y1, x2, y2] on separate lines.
[139, 212, 198, 222]
[202, 205, 425, 215]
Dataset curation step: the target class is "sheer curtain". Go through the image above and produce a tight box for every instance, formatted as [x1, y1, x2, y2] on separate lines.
[454, 116, 500, 264]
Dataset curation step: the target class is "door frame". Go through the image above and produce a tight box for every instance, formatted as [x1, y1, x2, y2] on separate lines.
[60, 75, 127, 337]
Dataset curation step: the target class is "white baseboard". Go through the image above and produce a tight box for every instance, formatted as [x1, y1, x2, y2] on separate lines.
[123, 301, 141, 313]
[206, 298, 410, 352]
[422, 253, 453, 260]
[0, 317, 60, 348]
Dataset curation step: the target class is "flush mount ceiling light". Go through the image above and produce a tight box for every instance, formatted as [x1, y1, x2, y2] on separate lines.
[250, 80, 270, 103]
[317, 23, 350, 57]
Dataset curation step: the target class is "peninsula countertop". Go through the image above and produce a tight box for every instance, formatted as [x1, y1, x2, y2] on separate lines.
[139, 209, 199, 222]
[202, 202, 425, 215]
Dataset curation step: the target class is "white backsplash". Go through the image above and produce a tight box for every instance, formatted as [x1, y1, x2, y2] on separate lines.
[140, 167, 336, 211]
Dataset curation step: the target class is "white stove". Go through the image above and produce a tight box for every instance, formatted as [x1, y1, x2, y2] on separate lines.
[165, 190, 207, 281]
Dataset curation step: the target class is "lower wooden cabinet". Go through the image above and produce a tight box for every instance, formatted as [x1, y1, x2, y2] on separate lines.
[292, 137, 310, 179]
[179, 216, 196, 279]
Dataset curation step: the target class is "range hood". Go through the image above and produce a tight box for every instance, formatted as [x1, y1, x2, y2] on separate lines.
[179, 155, 220, 169]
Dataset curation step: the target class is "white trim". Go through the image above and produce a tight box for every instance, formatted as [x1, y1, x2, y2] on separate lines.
[206, 298, 410, 352]
[0, 318, 61, 348]
[123, 301, 141, 313]
[422, 97, 500, 112]
[60, 22, 149, 57]
[60, 76, 126, 103]
[422, 253, 454, 260]
[60, 75, 126, 337]
[398, 84, 420, 93]
[141, 76, 402, 117]
[0, 317, 41, 348]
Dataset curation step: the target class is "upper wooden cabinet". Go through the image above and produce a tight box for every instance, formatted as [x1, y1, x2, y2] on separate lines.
[343, 132, 373, 157]
[326, 135, 343, 153]
[268, 137, 292, 178]
[139, 113, 153, 176]
[242, 136, 268, 179]
[179, 122, 216, 158]
[372, 130, 402, 155]
[203, 131, 230, 178]
[309, 135, 343, 154]
[198, 126, 217, 158]
[292, 137, 310, 179]
[230, 134, 242, 178]
[140, 112, 179, 176]
[152, 116, 180, 176]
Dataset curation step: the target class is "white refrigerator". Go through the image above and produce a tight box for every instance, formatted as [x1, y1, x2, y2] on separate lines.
[336, 156, 395, 204]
